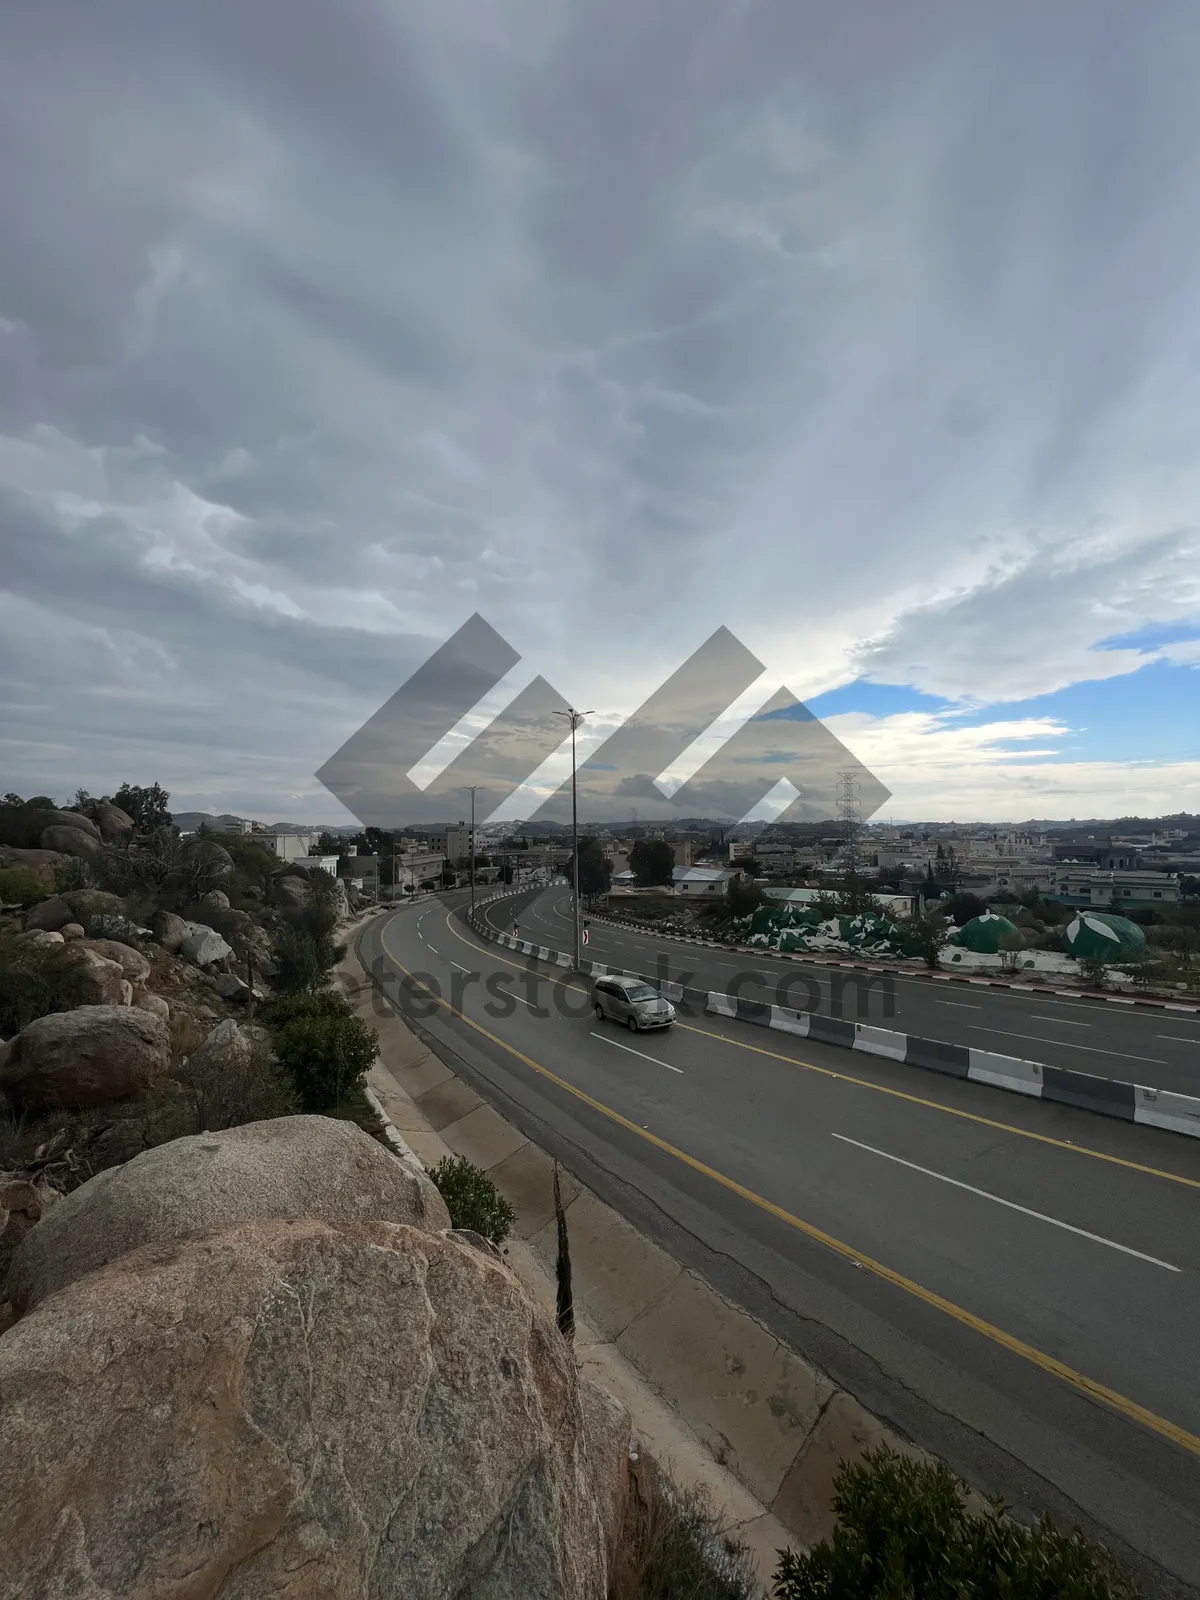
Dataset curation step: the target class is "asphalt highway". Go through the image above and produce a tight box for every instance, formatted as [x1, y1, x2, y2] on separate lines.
[361, 892, 1200, 1596]
[502, 888, 1200, 1096]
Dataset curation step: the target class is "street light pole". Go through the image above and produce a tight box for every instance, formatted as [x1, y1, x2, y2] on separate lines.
[554, 708, 592, 969]
[467, 787, 479, 921]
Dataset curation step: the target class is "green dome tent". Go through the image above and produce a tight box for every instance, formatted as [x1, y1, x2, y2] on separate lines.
[1062, 912, 1147, 963]
[947, 913, 1020, 955]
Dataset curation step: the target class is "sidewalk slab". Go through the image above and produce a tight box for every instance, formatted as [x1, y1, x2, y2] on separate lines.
[439, 1102, 529, 1171]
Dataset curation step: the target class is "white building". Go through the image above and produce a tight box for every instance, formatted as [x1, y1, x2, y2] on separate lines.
[673, 866, 740, 897]
[440, 823, 476, 865]
[263, 832, 319, 862]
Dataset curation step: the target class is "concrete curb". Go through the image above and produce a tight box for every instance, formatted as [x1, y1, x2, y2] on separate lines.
[468, 900, 1200, 1142]
[346, 923, 945, 1582]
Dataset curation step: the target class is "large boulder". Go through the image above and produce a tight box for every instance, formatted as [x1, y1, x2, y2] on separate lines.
[0, 1174, 60, 1304]
[270, 872, 310, 909]
[39, 824, 101, 858]
[40, 809, 101, 842]
[5, 1114, 451, 1313]
[83, 801, 135, 843]
[131, 987, 171, 1022]
[181, 925, 234, 967]
[150, 908, 191, 952]
[79, 937, 151, 985]
[200, 888, 230, 910]
[25, 889, 123, 933]
[0, 1220, 623, 1598]
[62, 945, 126, 1005]
[0, 1005, 169, 1111]
[0, 845, 69, 882]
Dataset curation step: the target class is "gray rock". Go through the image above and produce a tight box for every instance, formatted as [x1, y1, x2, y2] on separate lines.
[34, 809, 101, 842]
[0, 846, 69, 882]
[131, 988, 170, 1022]
[62, 946, 126, 1006]
[200, 889, 230, 910]
[60, 922, 85, 941]
[83, 801, 135, 842]
[212, 972, 254, 1001]
[0, 1005, 169, 1112]
[25, 891, 123, 933]
[149, 909, 190, 953]
[7, 1114, 451, 1313]
[17, 929, 64, 947]
[181, 927, 234, 967]
[85, 912, 151, 944]
[0, 1220, 624, 1599]
[39, 825, 101, 858]
[80, 939, 151, 985]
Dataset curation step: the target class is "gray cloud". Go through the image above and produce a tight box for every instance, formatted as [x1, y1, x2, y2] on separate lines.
[2, 0, 1200, 814]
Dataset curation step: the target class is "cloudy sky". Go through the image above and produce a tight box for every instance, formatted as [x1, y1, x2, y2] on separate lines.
[2, 0, 1199, 824]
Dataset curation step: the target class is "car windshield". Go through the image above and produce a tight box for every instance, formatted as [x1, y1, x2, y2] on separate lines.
[626, 985, 659, 1003]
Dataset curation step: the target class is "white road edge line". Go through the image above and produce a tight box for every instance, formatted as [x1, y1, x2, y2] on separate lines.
[966, 1026, 1166, 1065]
[830, 1134, 1180, 1272]
[589, 1031, 684, 1072]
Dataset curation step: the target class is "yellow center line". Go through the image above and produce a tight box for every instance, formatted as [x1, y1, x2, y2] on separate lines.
[374, 918, 1200, 1460]
[439, 909, 1200, 1193]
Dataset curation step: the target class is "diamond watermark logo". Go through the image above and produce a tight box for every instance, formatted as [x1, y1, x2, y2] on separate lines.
[316, 613, 890, 829]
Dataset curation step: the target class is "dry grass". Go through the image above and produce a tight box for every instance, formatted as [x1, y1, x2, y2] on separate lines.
[609, 1454, 760, 1600]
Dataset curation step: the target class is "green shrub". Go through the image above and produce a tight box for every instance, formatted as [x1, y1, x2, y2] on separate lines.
[0, 934, 94, 1036]
[428, 1155, 516, 1246]
[273, 1010, 377, 1111]
[273, 925, 340, 993]
[772, 1446, 1134, 1600]
[261, 990, 353, 1029]
[0, 867, 53, 909]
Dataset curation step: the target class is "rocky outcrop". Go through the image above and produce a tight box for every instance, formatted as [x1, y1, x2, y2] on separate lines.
[182, 925, 234, 967]
[63, 945, 126, 1005]
[5, 1114, 451, 1313]
[0, 845, 69, 882]
[25, 890, 124, 933]
[149, 908, 190, 952]
[82, 800, 135, 843]
[39, 824, 101, 858]
[0, 1220, 621, 1599]
[131, 987, 171, 1021]
[60, 922, 85, 940]
[0, 1174, 60, 1305]
[79, 938, 151, 985]
[0, 1005, 169, 1111]
[200, 889, 230, 910]
[269, 871, 310, 909]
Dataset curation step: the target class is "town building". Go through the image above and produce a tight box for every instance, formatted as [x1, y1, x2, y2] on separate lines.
[673, 866, 741, 897]
[1048, 867, 1180, 909]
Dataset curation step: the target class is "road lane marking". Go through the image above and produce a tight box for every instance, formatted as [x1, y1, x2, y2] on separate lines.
[435, 912, 1200, 1191]
[451, 961, 471, 973]
[937, 1001, 982, 1010]
[370, 924, 1200, 1460]
[1158, 1034, 1200, 1043]
[966, 1027, 1165, 1064]
[1038, 1018, 1091, 1028]
[590, 1032, 684, 1072]
[830, 1135, 1180, 1272]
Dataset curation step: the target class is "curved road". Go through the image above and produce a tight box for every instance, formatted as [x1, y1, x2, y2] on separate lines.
[359, 889, 1200, 1597]
[514, 888, 1200, 1095]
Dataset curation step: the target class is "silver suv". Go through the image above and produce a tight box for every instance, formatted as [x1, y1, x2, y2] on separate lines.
[592, 976, 676, 1031]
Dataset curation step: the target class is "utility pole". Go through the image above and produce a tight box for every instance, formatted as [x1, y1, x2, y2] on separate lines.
[467, 787, 479, 921]
[838, 770, 862, 910]
[555, 707, 592, 968]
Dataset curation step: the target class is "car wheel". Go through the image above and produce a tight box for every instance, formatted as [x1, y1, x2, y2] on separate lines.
[627, 1015, 639, 1032]
[594, 1003, 605, 1022]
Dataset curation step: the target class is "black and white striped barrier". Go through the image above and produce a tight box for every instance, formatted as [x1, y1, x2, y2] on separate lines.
[466, 908, 1200, 1141]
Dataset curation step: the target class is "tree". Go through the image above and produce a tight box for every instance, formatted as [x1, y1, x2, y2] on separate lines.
[943, 891, 987, 927]
[1, 793, 23, 807]
[113, 782, 172, 831]
[567, 836, 612, 898]
[630, 838, 675, 888]
[900, 905, 951, 969]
